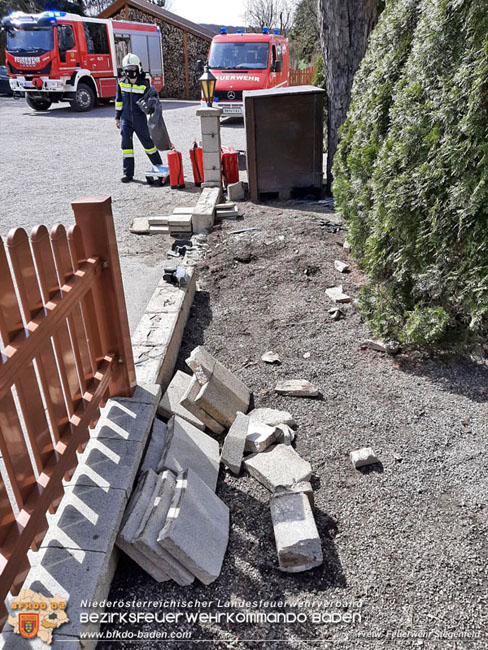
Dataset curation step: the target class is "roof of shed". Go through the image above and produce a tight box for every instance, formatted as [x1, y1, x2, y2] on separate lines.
[99, 0, 214, 41]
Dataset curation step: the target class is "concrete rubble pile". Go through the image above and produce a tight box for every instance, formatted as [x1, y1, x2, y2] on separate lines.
[119, 346, 322, 584]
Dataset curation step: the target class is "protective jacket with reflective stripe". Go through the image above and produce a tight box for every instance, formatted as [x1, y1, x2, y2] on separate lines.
[115, 73, 150, 122]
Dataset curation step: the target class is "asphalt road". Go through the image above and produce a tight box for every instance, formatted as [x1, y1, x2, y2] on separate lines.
[0, 96, 246, 332]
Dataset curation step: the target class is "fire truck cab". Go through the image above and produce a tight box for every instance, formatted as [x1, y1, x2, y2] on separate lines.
[206, 28, 290, 116]
[2, 11, 164, 112]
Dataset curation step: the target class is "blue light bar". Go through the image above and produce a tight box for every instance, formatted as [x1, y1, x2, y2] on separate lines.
[237, 30, 243, 34]
[262, 27, 269, 34]
[273, 29, 279, 34]
[220, 27, 227, 34]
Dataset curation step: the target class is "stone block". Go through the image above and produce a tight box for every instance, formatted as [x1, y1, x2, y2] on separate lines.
[350, 447, 379, 468]
[68, 437, 147, 497]
[180, 375, 226, 435]
[158, 370, 205, 430]
[245, 421, 278, 453]
[193, 372, 249, 428]
[221, 412, 249, 474]
[274, 481, 314, 509]
[334, 260, 350, 273]
[158, 468, 229, 584]
[202, 167, 222, 183]
[275, 423, 296, 445]
[192, 187, 221, 234]
[130, 217, 150, 234]
[325, 285, 352, 303]
[243, 444, 312, 492]
[187, 346, 251, 407]
[270, 491, 322, 572]
[199, 114, 222, 135]
[148, 215, 169, 225]
[133, 470, 195, 586]
[40, 475, 127, 554]
[227, 181, 245, 201]
[158, 416, 220, 492]
[275, 380, 320, 397]
[117, 470, 171, 583]
[173, 207, 194, 215]
[248, 407, 296, 428]
[139, 418, 168, 474]
[202, 132, 221, 154]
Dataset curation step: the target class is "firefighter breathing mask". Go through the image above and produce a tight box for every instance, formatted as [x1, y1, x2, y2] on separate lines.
[125, 66, 138, 79]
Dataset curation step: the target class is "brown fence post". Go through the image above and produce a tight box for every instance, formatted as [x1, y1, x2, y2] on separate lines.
[71, 196, 136, 397]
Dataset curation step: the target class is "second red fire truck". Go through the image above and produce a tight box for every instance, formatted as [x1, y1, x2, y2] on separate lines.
[1, 10, 164, 111]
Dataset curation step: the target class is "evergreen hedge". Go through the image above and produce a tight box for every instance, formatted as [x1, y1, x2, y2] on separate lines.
[333, 0, 488, 349]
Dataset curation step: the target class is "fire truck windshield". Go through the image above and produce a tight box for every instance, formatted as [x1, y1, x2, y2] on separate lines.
[209, 42, 269, 70]
[7, 27, 54, 55]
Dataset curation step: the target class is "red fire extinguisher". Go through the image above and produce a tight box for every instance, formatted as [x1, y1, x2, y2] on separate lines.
[221, 147, 239, 188]
[167, 148, 185, 189]
[189, 141, 204, 187]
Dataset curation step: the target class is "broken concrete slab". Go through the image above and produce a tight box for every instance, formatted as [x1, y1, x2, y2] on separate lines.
[158, 370, 205, 431]
[261, 351, 281, 364]
[334, 260, 350, 273]
[192, 187, 221, 233]
[180, 375, 225, 435]
[117, 469, 194, 585]
[134, 470, 195, 586]
[193, 372, 249, 428]
[158, 416, 220, 492]
[245, 421, 278, 453]
[275, 423, 296, 446]
[275, 380, 320, 397]
[187, 346, 251, 403]
[274, 481, 314, 509]
[117, 470, 171, 583]
[139, 418, 168, 475]
[133, 268, 197, 392]
[270, 491, 322, 573]
[158, 468, 229, 585]
[227, 180, 245, 201]
[130, 217, 150, 234]
[343, 240, 352, 250]
[350, 447, 379, 469]
[248, 408, 296, 428]
[220, 412, 249, 474]
[326, 285, 352, 303]
[243, 444, 312, 492]
[362, 339, 388, 352]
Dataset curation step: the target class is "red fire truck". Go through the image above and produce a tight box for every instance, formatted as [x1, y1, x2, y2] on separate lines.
[1, 11, 164, 111]
[205, 28, 290, 116]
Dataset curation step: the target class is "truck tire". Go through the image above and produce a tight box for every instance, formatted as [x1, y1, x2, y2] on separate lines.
[25, 95, 52, 111]
[71, 82, 96, 112]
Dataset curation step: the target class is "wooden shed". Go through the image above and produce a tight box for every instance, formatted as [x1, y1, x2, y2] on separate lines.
[99, 0, 214, 100]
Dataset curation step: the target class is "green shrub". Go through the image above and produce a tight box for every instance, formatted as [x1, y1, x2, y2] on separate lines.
[333, 0, 488, 350]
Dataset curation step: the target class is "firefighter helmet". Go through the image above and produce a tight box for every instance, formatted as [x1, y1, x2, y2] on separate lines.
[122, 53, 142, 73]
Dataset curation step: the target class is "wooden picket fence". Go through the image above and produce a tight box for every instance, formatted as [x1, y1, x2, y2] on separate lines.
[289, 65, 317, 87]
[0, 196, 136, 625]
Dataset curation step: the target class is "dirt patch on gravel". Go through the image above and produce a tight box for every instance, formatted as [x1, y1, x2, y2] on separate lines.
[105, 200, 488, 650]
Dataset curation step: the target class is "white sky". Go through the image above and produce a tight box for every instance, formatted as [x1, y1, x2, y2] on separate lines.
[168, 0, 245, 26]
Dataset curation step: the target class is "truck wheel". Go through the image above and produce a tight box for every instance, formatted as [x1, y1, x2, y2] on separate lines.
[25, 95, 52, 111]
[71, 83, 95, 112]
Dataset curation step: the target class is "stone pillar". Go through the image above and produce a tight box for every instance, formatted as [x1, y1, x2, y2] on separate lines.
[196, 107, 223, 189]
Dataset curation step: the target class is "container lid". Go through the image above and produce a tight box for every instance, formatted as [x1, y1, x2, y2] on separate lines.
[243, 85, 325, 99]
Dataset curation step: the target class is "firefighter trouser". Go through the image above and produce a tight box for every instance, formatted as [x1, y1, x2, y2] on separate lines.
[121, 116, 162, 177]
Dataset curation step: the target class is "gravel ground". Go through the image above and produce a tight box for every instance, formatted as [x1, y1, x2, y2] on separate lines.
[102, 203, 488, 649]
[0, 97, 245, 331]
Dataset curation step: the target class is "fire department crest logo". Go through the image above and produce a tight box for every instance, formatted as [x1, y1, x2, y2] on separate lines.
[19, 613, 39, 639]
[8, 589, 69, 645]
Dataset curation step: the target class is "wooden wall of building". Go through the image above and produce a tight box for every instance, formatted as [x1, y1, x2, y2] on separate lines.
[112, 6, 210, 100]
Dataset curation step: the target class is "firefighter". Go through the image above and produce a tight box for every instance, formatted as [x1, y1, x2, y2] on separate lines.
[115, 53, 163, 183]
